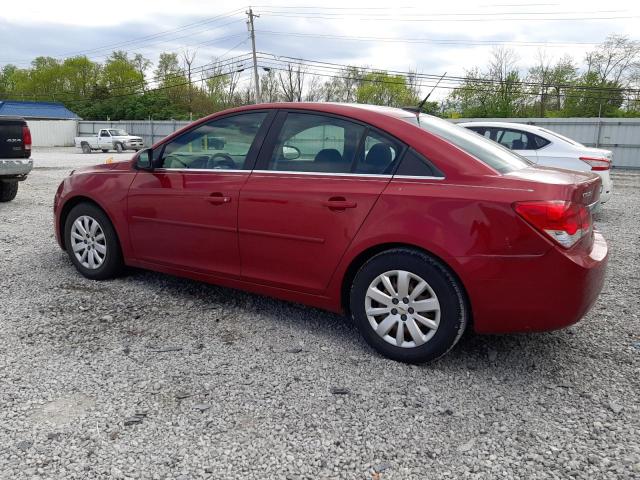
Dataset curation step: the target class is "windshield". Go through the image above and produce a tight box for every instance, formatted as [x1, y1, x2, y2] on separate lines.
[537, 127, 584, 147]
[109, 129, 129, 136]
[401, 114, 532, 174]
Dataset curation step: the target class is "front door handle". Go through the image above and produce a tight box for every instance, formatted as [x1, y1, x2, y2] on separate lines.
[322, 196, 357, 211]
[208, 192, 231, 205]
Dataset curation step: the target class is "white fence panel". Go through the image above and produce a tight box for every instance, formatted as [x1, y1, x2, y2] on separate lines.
[27, 120, 78, 147]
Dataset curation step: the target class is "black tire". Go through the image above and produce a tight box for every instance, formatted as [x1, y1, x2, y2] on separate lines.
[64, 202, 123, 280]
[81, 143, 91, 154]
[115, 143, 124, 153]
[349, 248, 468, 363]
[101, 149, 109, 153]
[0, 181, 19, 202]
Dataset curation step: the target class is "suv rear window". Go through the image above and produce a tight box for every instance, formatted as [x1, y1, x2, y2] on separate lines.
[402, 115, 532, 174]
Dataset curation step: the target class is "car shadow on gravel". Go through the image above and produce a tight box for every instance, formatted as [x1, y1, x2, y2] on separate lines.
[124, 267, 579, 369]
[44, 252, 582, 372]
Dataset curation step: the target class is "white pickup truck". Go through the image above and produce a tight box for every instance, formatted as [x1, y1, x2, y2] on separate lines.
[75, 128, 144, 154]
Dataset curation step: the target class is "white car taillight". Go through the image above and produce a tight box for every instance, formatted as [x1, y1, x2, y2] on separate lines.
[514, 201, 592, 249]
[579, 156, 610, 171]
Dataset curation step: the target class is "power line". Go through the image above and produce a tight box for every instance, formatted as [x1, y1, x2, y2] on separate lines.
[54, 8, 247, 58]
[258, 8, 626, 17]
[260, 11, 638, 22]
[257, 53, 640, 95]
[257, 61, 635, 103]
[256, 30, 602, 48]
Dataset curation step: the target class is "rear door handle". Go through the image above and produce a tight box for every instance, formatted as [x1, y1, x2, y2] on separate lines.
[208, 192, 231, 205]
[322, 197, 357, 210]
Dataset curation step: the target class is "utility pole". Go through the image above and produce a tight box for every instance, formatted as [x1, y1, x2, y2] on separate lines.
[246, 7, 261, 103]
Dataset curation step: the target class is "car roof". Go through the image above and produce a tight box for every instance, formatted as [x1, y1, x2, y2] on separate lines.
[212, 102, 418, 121]
[457, 121, 546, 134]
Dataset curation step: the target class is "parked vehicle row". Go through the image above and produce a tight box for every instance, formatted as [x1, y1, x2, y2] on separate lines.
[459, 121, 613, 204]
[75, 128, 144, 154]
[0, 116, 32, 202]
[53, 103, 608, 363]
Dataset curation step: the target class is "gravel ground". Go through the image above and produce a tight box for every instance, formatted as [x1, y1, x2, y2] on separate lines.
[1, 148, 639, 480]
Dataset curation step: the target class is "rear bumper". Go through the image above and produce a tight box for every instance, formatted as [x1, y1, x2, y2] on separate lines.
[597, 170, 612, 203]
[0, 158, 33, 178]
[461, 232, 608, 334]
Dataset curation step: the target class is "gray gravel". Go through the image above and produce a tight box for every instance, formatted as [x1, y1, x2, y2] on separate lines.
[1, 149, 639, 479]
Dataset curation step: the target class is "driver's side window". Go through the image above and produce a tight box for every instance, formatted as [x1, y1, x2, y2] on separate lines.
[159, 112, 267, 170]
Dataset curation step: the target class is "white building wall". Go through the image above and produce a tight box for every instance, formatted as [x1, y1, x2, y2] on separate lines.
[26, 119, 78, 147]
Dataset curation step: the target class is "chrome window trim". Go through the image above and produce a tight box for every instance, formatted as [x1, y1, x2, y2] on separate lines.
[153, 168, 249, 173]
[251, 170, 392, 178]
[393, 175, 446, 181]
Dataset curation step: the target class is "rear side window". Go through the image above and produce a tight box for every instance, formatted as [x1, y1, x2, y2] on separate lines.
[265, 113, 403, 175]
[268, 113, 365, 173]
[402, 115, 532, 174]
[354, 130, 402, 175]
[495, 129, 530, 150]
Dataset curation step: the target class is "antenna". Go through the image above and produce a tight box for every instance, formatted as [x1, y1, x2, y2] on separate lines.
[416, 71, 447, 119]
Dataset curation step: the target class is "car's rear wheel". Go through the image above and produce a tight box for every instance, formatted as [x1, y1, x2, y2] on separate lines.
[350, 248, 468, 363]
[115, 143, 124, 153]
[81, 143, 91, 154]
[64, 203, 123, 280]
[0, 181, 19, 202]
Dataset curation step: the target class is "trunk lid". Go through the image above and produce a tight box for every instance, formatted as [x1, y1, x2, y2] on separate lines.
[0, 116, 28, 159]
[507, 165, 601, 251]
[507, 165, 601, 206]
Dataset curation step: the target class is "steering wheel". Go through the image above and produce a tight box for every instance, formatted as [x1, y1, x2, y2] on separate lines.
[208, 152, 236, 170]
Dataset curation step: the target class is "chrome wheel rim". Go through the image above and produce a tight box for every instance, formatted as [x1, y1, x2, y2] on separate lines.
[365, 270, 441, 348]
[70, 215, 106, 270]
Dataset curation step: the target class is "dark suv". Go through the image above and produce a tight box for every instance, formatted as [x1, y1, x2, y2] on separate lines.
[0, 116, 33, 201]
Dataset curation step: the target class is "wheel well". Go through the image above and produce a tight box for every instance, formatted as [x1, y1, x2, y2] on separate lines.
[80, 141, 88, 146]
[340, 243, 472, 321]
[58, 197, 114, 251]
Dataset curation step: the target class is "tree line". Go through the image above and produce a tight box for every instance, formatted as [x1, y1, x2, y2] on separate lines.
[0, 34, 638, 120]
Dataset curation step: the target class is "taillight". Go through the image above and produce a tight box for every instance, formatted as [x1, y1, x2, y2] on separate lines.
[579, 156, 610, 171]
[22, 125, 32, 151]
[513, 201, 592, 249]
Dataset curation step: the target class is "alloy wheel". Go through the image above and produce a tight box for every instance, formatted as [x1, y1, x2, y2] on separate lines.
[365, 270, 441, 348]
[70, 215, 107, 269]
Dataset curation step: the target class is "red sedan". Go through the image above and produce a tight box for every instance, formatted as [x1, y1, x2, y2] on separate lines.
[53, 103, 608, 363]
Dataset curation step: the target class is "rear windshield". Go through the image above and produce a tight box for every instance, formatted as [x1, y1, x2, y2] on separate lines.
[401, 114, 532, 174]
[537, 127, 584, 147]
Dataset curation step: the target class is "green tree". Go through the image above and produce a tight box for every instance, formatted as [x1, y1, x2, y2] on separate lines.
[356, 71, 419, 107]
[102, 51, 143, 94]
[563, 72, 624, 117]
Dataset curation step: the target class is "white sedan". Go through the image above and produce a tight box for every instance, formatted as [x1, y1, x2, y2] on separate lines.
[459, 121, 612, 204]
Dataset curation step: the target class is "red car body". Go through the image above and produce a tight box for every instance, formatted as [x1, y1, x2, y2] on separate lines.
[54, 103, 607, 334]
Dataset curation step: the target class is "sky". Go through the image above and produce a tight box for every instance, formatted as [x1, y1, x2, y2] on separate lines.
[0, 0, 638, 99]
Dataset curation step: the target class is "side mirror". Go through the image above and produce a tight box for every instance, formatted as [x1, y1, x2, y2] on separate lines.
[282, 145, 301, 160]
[135, 148, 154, 171]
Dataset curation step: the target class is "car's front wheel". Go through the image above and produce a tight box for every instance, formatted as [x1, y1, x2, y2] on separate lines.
[350, 248, 468, 363]
[64, 203, 123, 280]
